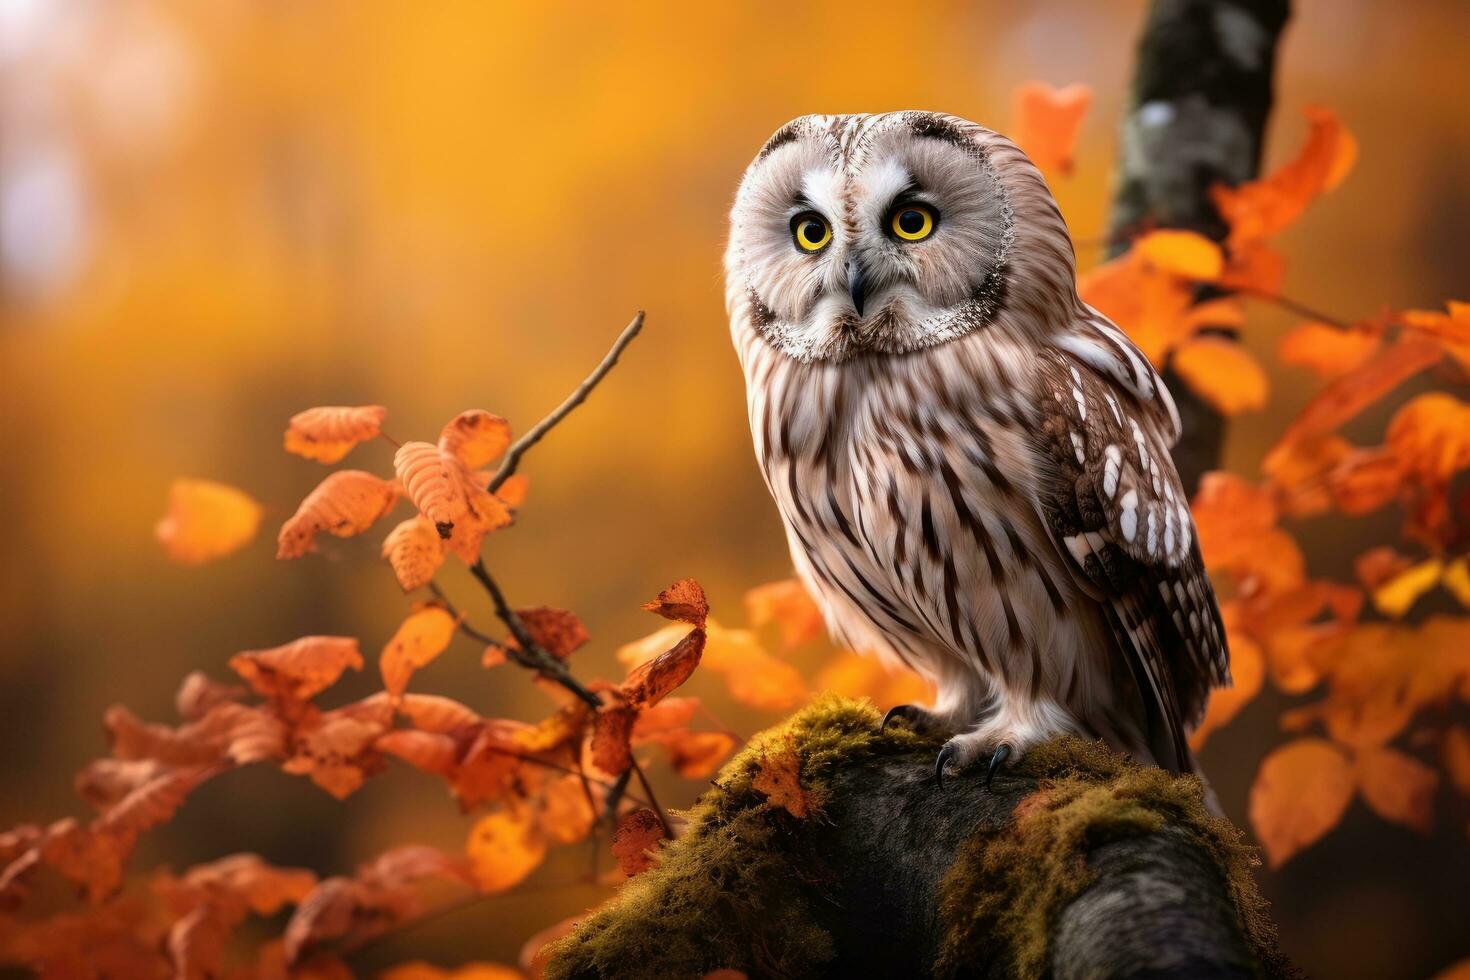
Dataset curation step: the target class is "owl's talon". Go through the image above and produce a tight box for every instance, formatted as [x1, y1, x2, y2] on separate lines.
[985, 744, 1011, 790]
[881, 703, 938, 732]
[934, 743, 957, 789]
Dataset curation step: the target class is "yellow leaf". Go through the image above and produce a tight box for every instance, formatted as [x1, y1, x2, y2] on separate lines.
[1134, 230, 1223, 281]
[466, 808, 546, 894]
[380, 606, 458, 700]
[155, 479, 263, 565]
[1171, 336, 1268, 415]
[1369, 558, 1443, 619]
[1441, 558, 1470, 608]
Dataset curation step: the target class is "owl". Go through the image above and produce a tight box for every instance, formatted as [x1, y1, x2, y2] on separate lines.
[724, 112, 1229, 785]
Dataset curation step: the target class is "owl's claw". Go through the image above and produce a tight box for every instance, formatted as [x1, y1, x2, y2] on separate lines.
[934, 743, 957, 789]
[881, 703, 942, 733]
[985, 744, 1011, 790]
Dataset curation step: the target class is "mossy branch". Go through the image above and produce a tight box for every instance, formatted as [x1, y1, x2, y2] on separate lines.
[545, 699, 1293, 980]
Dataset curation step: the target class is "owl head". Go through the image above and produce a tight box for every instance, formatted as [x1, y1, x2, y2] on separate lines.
[725, 111, 1081, 363]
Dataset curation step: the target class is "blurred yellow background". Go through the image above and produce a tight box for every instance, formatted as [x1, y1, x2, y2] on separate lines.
[2, 1, 1468, 976]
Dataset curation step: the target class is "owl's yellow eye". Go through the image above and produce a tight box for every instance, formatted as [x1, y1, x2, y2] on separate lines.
[791, 212, 832, 252]
[890, 204, 937, 242]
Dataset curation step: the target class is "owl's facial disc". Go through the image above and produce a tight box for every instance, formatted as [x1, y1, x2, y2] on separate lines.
[728, 112, 1014, 363]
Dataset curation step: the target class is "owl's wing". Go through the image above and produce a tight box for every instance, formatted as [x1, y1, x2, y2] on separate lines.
[1032, 319, 1229, 774]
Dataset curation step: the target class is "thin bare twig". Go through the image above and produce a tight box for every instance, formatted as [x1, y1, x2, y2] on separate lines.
[427, 580, 535, 668]
[468, 560, 602, 708]
[1241, 288, 1354, 330]
[487, 310, 645, 492]
[630, 757, 674, 838]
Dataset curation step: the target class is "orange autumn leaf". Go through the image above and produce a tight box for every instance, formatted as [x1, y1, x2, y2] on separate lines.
[1248, 738, 1355, 867]
[1218, 240, 1285, 295]
[620, 620, 808, 712]
[229, 636, 364, 702]
[1399, 300, 1470, 371]
[396, 693, 482, 733]
[1355, 746, 1437, 834]
[1134, 229, 1223, 282]
[1266, 338, 1442, 463]
[513, 607, 591, 660]
[284, 847, 471, 964]
[751, 739, 814, 819]
[664, 730, 738, 779]
[642, 578, 710, 627]
[283, 405, 387, 464]
[744, 578, 824, 648]
[283, 708, 389, 799]
[1190, 472, 1278, 571]
[1011, 81, 1092, 176]
[1077, 250, 1194, 365]
[537, 775, 596, 846]
[1276, 321, 1381, 379]
[1171, 335, 1268, 415]
[380, 606, 459, 700]
[813, 649, 933, 710]
[1386, 393, 1470, 482]
[155, 478, 263, 565]
[394, 441, 511, 539]
[620, 626, 706, 709]
[381, 515, 446, 592]
[495, 473, 530, 509]
[439, 410, 513, 470]
[590, 703, 638, 776]
[611, 808, 665, 877]
[704, 623, 808, 711]
[276, 470, 399, 559]
[375, 729, 457, 777]
[466, 808, 546, 894]
[1211, 105, 1357, 245]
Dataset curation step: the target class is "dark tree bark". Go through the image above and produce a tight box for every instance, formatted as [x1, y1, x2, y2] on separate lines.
[549, 4, 1298, 978]
[1109, 0, 1291, 492]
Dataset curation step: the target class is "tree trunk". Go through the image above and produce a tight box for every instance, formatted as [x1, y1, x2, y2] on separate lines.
[1109, 0, 1290, 492]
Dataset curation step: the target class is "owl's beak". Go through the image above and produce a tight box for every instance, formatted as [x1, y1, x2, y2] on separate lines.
[846, 257, 870, 317]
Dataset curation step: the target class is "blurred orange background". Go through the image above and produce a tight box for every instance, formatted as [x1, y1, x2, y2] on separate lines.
[2, 1, 1468, 977]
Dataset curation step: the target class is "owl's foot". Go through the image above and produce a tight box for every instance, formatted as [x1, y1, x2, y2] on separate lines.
[934, 733, 1016, 791]
[880, 703, 945, 734]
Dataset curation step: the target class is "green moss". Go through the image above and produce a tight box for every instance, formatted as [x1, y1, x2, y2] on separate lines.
[935, 736, 1288, 980]
[545, 702, 1286, 980]
[544, 696, 931, 980]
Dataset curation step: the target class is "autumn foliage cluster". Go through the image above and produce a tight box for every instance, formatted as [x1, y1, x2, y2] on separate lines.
[0, 317, 925, 978]
[1017, 86, 1470, 874]
[3, 83, 1470, 978]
